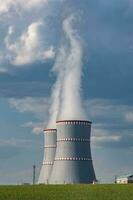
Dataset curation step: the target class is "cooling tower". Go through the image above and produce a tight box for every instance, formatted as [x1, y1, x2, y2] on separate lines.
[49, 120, 96, 184]
[38, 129, 57, 184]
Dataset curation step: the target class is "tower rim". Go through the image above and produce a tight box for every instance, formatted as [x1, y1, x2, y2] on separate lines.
[43, 128, 57, 132]
[56, 120, 92, 124]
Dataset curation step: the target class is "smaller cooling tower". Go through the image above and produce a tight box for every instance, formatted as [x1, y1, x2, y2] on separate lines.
[49, 120, 96, 184]
[38, 129, 57, 184]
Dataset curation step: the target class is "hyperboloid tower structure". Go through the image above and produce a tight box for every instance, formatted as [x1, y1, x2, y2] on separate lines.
[38, 128, 57, 184]
[49, 120, 96, 184]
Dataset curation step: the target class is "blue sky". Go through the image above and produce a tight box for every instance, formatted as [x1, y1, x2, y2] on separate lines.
[0, 0, 133, 184]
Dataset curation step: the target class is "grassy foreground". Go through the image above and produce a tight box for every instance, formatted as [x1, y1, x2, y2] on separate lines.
[0, 184, 133, 200]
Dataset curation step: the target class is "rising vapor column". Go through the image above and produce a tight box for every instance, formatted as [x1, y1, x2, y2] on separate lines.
[38, 129, 57, 184]
[49, 120, 96, 184]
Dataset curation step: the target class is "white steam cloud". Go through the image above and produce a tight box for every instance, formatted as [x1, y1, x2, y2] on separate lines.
[47, 15, 87, 128]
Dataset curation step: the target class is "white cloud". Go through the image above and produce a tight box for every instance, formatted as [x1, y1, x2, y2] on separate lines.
[0, 0, 58, 72]
[32, 127, 43, 134]
[9, 97, 49, 119]
[0, 52, 4, 62]
[0, 67, 8, 73]
[22, 121, 44, 134]
[5, 21, 55, 66]
[0, 0, 13, 14]
[125, 112, 133, 123]
[84, 99, 133, 148]
[0, 138, 32, 148]
[23, 0, 48, 9]
[9, 97, 50, 133]
[9, 97, 133, 146]
[91, 127, 122, 147]
[42, 46, 55, 60]
[0, 0, 48, 15]
[92, 135, 121, 145]
[85, 99, 133, 122]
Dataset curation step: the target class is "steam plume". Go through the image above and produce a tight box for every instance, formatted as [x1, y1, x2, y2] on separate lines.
[47, 15, 87, 128]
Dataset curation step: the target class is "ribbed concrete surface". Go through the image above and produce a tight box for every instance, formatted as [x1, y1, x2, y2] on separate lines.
[38, 129, 57, 184]
[49, 120, 96, 184]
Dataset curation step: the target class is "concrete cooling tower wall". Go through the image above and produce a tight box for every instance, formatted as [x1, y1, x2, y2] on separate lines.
[38, 129, 57, 184]
[49, 120, 96, 184]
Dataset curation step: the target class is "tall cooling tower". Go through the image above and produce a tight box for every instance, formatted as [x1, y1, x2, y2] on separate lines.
[38, 129, 57, 184]
[49, 120, 96, 184]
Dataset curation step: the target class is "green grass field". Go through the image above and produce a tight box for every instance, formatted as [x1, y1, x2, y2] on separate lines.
[0, 184, 133, 200]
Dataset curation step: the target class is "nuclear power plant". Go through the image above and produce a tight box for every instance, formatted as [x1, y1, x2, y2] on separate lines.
[38, 120, 96, 184]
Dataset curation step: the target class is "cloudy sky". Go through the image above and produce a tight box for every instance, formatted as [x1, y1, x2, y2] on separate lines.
[0, 0, 133, 184]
